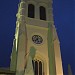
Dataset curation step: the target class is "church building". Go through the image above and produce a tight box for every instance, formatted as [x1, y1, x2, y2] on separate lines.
[0, 0, 64, 75]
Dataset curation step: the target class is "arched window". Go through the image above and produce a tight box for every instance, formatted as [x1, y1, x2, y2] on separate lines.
[32, 60, 43, 75]
[40, 6, 46, 20]
[28, 4, 35, 18]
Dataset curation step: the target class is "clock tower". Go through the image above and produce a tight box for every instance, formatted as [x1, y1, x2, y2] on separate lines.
[10, 0, 63, 75]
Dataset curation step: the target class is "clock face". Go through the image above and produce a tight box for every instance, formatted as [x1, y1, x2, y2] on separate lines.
[32, 35, 43, 44]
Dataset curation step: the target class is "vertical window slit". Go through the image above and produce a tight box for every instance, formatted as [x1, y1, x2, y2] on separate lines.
[39, 61, 42, 75]
[35, 61, 38, 75]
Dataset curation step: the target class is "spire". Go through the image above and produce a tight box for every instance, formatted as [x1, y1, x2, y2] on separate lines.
[68, 64, 72, 75]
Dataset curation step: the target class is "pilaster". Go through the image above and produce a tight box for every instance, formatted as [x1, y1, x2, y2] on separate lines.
[48, 22, 56, 75]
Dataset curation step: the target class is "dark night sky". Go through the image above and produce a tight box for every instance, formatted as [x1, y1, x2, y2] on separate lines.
[0, 0, 74, 75]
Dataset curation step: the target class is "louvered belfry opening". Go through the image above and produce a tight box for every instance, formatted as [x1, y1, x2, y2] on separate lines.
[40, 6, 46, 20]
[32, 60, 43, 75]
[28, 4, 35, 18]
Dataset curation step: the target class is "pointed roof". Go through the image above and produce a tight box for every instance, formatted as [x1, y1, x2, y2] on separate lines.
[68, 64, 73, 75]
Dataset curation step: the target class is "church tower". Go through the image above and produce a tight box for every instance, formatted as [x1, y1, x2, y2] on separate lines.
[10, 0, 63, 75]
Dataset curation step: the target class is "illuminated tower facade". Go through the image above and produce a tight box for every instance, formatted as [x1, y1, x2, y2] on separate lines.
[10, 0, 63, 75]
